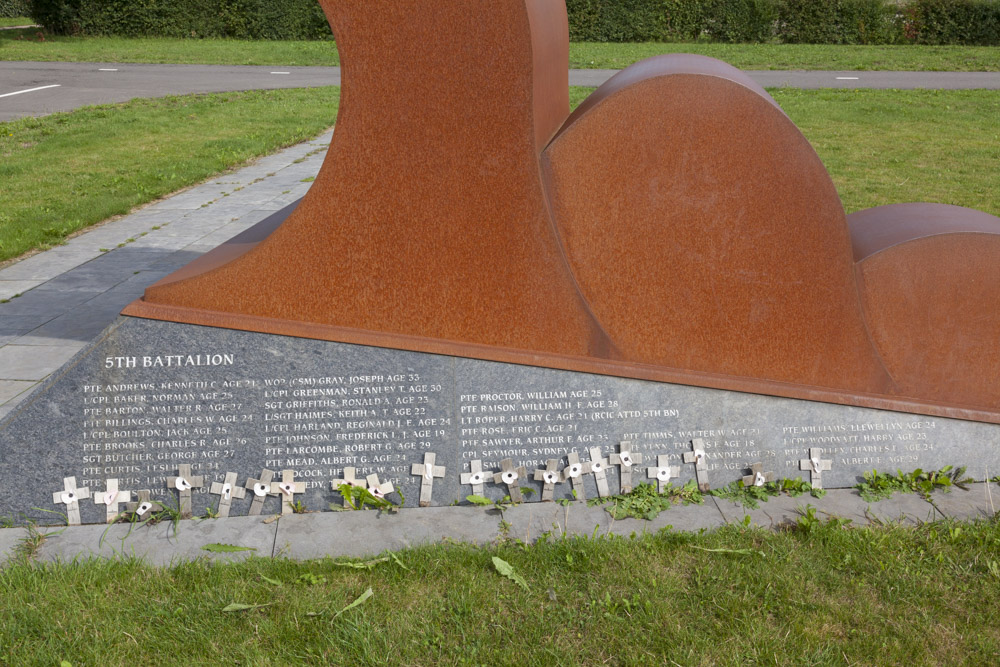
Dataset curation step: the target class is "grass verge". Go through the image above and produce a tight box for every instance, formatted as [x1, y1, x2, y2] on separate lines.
[0, 17, 33, 28]
[2, 28, 999, 71]
[3, 87, 996, 264]
[570, 41, 1000, 71]
[2, 518, 1000, 663]
[0, 87, 338, 262]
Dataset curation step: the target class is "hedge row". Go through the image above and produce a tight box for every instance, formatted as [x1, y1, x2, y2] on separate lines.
[566, 0, 1000, 44]
[30, 0, 332, 40]
[0, 0, 30, 18]
[28, 0, 1000, 45]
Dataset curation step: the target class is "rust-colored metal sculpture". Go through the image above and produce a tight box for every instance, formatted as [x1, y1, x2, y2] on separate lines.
[124, 0, 1000, 423]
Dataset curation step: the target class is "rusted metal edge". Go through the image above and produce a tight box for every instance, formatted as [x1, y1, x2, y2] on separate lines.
[551, 53, 786, 145]
[119, 300, 1000, 425]
[849, 203, 1000, 262]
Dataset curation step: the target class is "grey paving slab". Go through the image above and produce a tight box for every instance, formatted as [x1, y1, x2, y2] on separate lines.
[0, 380, 34, 405]
[0, 344, 83, 381]
[0, 314, 56, 336]
[0, 280, 43, 300]
[928, 484, 999, 521]
[0, 527, 20, 564]
[715, 488, 942, 526]
[0, 312, 58, 336]
[33, 516, 277, 565]
[0, 288, 103, 317]
[24, 299, 131, 343]
[0, 404, 13, 420]
[712, 493, 822, 530]
[273, 507, 501, 559]
[32, 271, 129, 293]
[504, 499, 726, 541]
[0, 251, 99, 281]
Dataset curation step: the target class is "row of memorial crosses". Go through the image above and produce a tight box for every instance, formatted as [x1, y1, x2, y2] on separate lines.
[51, 444, 834, 525]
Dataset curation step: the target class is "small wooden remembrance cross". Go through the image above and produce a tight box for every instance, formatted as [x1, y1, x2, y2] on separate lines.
[411, 452, 446, 507]
[588, 447, 613, 498]
[245, 468, 275, 516]
[167, 464, 205, 519]
[561, 451, 592, 501]
[460, 459, 487, 496]
[210, 471, 247, 517]
[53, 476, 90, 526]
[611, 441, 644, 493]
[533, 459, 561, 502]
[742, 462, 775, 488]
[271, 470, 306, 515]
[93, 478, 132, 523]
[366, 473, 394, 499]
[330, 466, 362, 508]
[799, 448, 833, 489]
[647, 454, 680, 493]
[126, 490, 153, 518]
[683, 438, 711, 491]
[493, 458, 528, 503]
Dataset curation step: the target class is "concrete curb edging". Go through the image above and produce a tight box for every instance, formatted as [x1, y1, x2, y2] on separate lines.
[2, 485, 995, 566]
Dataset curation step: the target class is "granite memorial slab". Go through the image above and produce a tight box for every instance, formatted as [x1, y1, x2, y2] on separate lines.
[1, 316, 998, 524]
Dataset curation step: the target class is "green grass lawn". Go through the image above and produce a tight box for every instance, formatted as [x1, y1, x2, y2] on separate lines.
[2, 87, 996, 264]
[2, 27, 999, 71]
[2, 517, 1000, 664]
[0, 88, 338, 263]
[570, 41, 1000, 71]
[0, 17, 33, 28]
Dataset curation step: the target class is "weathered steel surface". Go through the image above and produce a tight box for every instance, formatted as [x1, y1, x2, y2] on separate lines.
[130, 0, 609, 358]
[124, 0, 1000, 422]
[542, 54, 891, 393]
[851, 204, 1000, 408]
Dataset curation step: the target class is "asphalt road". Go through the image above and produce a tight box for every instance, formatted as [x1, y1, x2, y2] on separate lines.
[2, 60, 999, 121]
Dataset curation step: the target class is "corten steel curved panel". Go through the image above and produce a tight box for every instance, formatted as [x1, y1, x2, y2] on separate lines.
[124, 0, 1000, 423]
[130, 0, 611, 357]
[850, 204, 1000, 407]
[541, 56, 892, 393]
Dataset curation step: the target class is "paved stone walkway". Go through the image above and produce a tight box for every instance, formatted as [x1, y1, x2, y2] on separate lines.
[0, 129, 332, 420]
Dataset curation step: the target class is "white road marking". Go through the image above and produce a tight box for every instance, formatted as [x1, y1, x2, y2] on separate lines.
[0, 84, 61, 99]
[271, 71, 291, 75]
[98, 68, 118, 71]
[836, 77, 860, 80]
